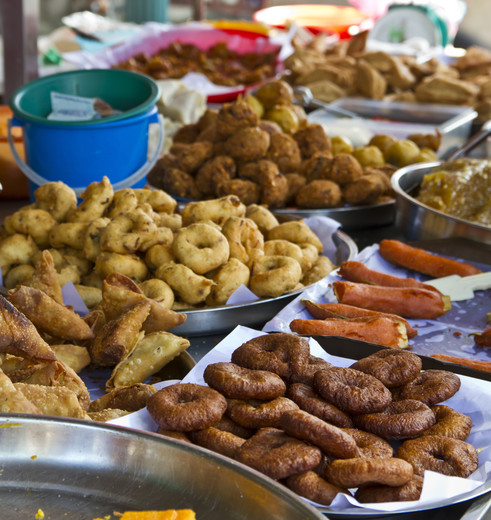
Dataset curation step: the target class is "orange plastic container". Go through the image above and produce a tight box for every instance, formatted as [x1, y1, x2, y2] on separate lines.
[0, 106, 28, 199]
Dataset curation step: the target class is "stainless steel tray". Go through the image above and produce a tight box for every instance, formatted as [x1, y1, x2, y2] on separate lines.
[273, 199, 396, 230]
[391, 161, 491, 244]
[172, 229, 358, 337]
[0, 414, 325, 520]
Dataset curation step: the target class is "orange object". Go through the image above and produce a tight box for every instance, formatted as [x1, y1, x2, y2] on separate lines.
[0, 105, 28, 199]
[473, 326, 491, 347]
[431, 354, 491, 373]
[301, 300, 418, 339]
[290, 316, 409, 349]
[378, 240, 482, 278]
[333, 281, 451, 320]
[253, 4, 373, 38]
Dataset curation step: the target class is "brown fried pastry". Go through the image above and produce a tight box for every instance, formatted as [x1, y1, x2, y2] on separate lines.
[415, 75, 479, 104]
[88, 383, 156, 412]
[356, 60, 387, 99]
[8, 286, 94, 342]
[26, 249, 63, 304]
[0, 295, 57, 361]
[0, 368, 41, 415]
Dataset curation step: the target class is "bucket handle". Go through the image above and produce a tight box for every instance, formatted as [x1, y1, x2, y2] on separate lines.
[7, 113, 165, 196]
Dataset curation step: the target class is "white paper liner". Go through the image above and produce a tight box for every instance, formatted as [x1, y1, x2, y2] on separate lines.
[263, 243, 491, 363]
[108, 325, 491, 513]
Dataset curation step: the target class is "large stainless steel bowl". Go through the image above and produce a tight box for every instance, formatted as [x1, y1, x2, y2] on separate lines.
[391, 161, 491, 244]
[0, 414, 326, 520]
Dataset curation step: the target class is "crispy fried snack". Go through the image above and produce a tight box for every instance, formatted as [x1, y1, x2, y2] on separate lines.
[107, 331, 190, 389]
[88, 383, 156, 412]
[0, 295, 56, 361]
[50, 344, 91, 373]
[0, 368, 41, 414]
[90, 300, 151, 367]
[14, 382, 90, 419]
[8, 286, 95, 341]
[65, 176, 114, 222]
[0, 233, 39, 275]
[26, 249, 64, 305]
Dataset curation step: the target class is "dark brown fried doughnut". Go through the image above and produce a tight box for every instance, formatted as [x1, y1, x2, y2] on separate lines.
[353, 399, 436, 440]
[342, 428, 393, 459]
[203, 362, 286, 400]
[324, 457, 414, 489]
[350, 349, 422, 388]
[281, 409, 360, 459]
[231, 333, 310, 380]
[395, 434, 479, 478]
[147, 383, 227, 432]
[235, 427, 322, 480]
[393, 370, 461, 406]
[314, 366, 392, 414]
[189, 427, 246, 458]
[226, 396, 299, 428]
[285, 470, 349, 506]
[354, 475, 424, 503]
[422, 405, 473, 440]
[290, 355, 333, 386]
[287, 382, 353, 427]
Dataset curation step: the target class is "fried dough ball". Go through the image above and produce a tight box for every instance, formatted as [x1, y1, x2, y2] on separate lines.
[33, 181, 77, 222]
[49, 222, 89, 250]
[3, 208, 56, 248]
[352, 146, 386, 168]
[268, 220, 323, 253]
[195, 155, 236, 198]
[267, 133, 302, 173]
[384, 139, 421, 167]
[264, 104, 300, 134]
[255, 79, 294, 109]
[181, 195, 246, 226]
[216, 100, 259, 140]
[139, 278, 175, 310]
[408, 131, 442, 152]
[245, 204, 279, 234]
[302, 255, 336, 285]
[221, 216, 264, 266]
[172, 122, 200, 144]
[3, 264, 35, 289]
[299, 152, 333, 182]
[369, 134, 397, 154]
[95, 251, 148, 281]
[264, 239, 304, 266]
[298, 243, 320, 273]
[343, 173, 390, 205]
[243, 93, 264, 118]
[216, 178, 261, 205]
[172, 222, 230, 274]
[331, 135, 354, 155]
[294, 124, 331, 158]
[224, 127, 270, 163]
[145, 243, 174, 270]
[156, 261, 214, 306]
[250, 255, 303, 297]
[133, 188, 177, 214]
[65, 176, 113, 222]
[151, 166, 201, 200]
[328, 153, 364, 186]
[285, 173, 307, 204]
[296, 179, 342, 208]
[74, 284, 102, 309]
[170, 141, 214, 173]
[196, 108, 219, 134]
[206, 257, 251, 305]
[240, 159, 288, 208]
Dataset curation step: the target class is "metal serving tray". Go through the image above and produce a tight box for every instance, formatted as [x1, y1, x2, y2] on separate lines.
[391, 161, 491, 245]
[0, 414, 325, 520]
[172, 229, 358, 337]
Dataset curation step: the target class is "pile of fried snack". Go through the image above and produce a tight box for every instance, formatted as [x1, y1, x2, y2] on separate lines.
[0, 178, 335, 311]
[284, 29, 491, 121]
[148, 80, 439, 209]
[146, 332, 478, 506]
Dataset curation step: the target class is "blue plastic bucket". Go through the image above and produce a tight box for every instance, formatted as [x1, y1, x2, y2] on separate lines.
[8, 106, 164, 198]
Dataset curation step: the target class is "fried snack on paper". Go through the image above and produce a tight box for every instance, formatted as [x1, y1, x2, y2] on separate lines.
[107, 331, 190, 389]
[101, 273, 186, 333]
[22, 359, 90, 410]
[8, 286, 94, 342]
[90, 300, 151, 367]
[0, 368, 41, 414]
[14, 382, 90, 419]
[50, 344, 91, 373]
[88, 408, 131, 422]
[89, 383, 156, 412]
[26, 250, 64, 305]
[0, 295, 56, 361]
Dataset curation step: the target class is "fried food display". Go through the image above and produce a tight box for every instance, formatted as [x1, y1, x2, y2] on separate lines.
[148, 80, 436, 210]
[284, 30, 491, 122]
[151, 331, 479, 507]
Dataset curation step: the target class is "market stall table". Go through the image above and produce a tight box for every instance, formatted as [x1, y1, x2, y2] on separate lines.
[0, 197, 490, 520]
